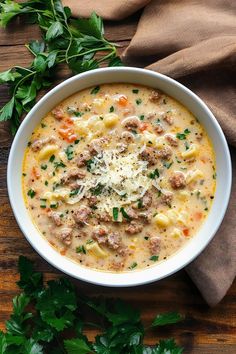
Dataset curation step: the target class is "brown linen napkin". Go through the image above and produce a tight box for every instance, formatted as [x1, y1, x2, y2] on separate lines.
[63, 0, 151, 20]
[64, 0, 236, 306]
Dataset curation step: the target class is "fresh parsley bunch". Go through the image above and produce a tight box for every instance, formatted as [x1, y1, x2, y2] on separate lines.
[0, 0, 122, 134]
[0, 256, 184, 353]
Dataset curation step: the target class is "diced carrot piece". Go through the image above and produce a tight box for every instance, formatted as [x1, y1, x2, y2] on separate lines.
[183, 228, 190, 237]
[117, 95, 128, 106]
[65, 117, 74, 125]
[139, 122, 149, 132]
[58, 126, 77, 142]
[32, 166, 40, 179]
[194, 212, 203, 221]
[60, 248, 67, 256]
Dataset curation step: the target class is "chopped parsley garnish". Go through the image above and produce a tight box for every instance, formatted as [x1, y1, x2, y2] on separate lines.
[22, 173, 26, 177]
[74, 111, 84, 117]
[50, 202, 58, 209]
[139, 114, 145, 120]
[129, 262, 137, 270]
[163, 161, 173, 169]
[86, 239, 94, 244]
[176, 128, 191, 140]
[213, 172, 217, 179]
[150, 255, 159, 262]
[91, 183, 104, 196]
[137, 199, 143, 209]
[41, 164, 47, 170]
[49, 154, 55, 162]
[113, 207, 119, 221]
[144, 236, 149, 240]
[45, 181, 48, 186]
[70, 189, 79, 197]
[65, 145, 74, 160]
[27, 141, 31, 147]
[86, 158, 95, 172]
[148, 168, 160, 179]
[184, 141, 190, 150]
[120, 207, 130, 220]
[74, 139, 80, 144]
[132, 89, 139, 94]
[0, 256, 184, 353]
[90, 86, 100, 94]
[109, 106, 114, 112]
[76, 245, 86, 254]
[27, 189, 35, 198]
[136, 98, 142, 105]
[54, 161, 66, 169]
[131, 129, 137, 135]
[40, 198, 47, 208]
[41, 122, 47, 128]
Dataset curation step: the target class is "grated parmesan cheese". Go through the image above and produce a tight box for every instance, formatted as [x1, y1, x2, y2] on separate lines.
[67, 147, 153, 214]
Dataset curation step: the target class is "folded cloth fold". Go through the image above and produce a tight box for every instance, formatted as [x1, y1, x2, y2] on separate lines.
[64, 0, 236, 305]
[62, 0, 151, 20]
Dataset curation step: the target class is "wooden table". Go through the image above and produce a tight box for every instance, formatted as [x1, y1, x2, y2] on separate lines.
[0, 15, 235, 353]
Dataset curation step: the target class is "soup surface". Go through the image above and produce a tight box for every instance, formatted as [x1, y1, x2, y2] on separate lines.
[22, 84, 216, 272]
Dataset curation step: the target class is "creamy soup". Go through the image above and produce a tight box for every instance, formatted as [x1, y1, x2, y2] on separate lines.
[22, 84, 216, 272]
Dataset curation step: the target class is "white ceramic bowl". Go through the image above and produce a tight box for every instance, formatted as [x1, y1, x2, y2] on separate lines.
[7, 67, 232, 287]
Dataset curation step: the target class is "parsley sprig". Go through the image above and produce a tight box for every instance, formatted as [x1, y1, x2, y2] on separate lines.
[0, 0, 122, 134]
[0, 256, 184, 353]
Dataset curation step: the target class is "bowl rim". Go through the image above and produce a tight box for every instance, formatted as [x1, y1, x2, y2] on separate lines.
[7, 66, 232, 287]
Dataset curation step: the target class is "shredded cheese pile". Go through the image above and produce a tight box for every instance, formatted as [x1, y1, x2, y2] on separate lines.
[67, 147, 153, 214]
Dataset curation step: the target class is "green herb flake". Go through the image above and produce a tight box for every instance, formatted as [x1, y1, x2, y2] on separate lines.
[90, 86, 100, 94]
[50, 202, 58, 209]
[144, 236, 149, 240]
[27, 189, 36, 198]
[45, 181, 48, 186]
[54, 161, 66, 169]
[74, 111, 84, 117]
[129, 262, 137, 270]
[86, 158, 95, 172]
[120, 207, 131, 220]
[76, 245, 86, 254]
[109, 106, 114, 112]
[213, 172, 217, 179]
[65, 145, 74, 160]
[86, 239, 94, 245]
[185, 141, 190, 150]
[74, 139, 80, 144]
[22, 173, 27, 177]
[148, 168, 159, 179]
[49, 154, 55, 162]
[176, 128, 191, 140]
[136, 98, 142, 105]
[40, 164, 47, 170]
[163, 161, 173, 169]
[113, 207, 119, 221]
[70, 189, 79, 197]
[132, 89, 139, 94]
[90, 183, 104, 196]
[41, 122, 47, 128]
[139, 114, 145, 121]
[137, 199, 143, 209]
[150, 255, 159, 262]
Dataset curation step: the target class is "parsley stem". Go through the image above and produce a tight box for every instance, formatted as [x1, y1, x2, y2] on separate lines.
[13, 71, 36, 96]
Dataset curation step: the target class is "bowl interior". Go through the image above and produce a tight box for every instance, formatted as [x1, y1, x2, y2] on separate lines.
[7, 67, 232, 287]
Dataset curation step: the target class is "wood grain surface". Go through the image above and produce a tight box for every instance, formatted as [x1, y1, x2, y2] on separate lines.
[0, 15, 235, 353]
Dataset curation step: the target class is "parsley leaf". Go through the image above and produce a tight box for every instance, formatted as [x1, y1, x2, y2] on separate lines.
[0, 256, 185, 353]
[176, 128, 191, 140]
[152, 312, 183, 327]
[0, 1, 122, 134]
